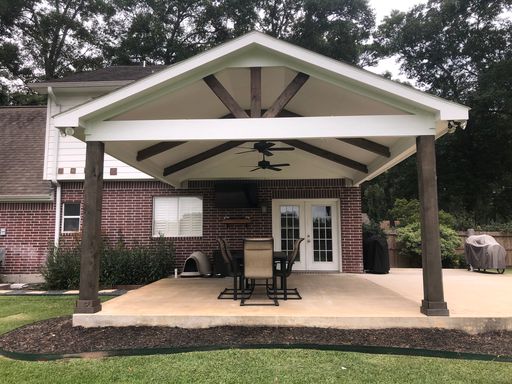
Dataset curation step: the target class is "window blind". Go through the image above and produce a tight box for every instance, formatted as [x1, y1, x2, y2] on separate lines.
[153, 197, 202, 237]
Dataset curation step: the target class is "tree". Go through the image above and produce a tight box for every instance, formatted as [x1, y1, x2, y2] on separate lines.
[104, 0, 376, 66]
[367, 0, 512, 226]
[0, 1, 113, 81]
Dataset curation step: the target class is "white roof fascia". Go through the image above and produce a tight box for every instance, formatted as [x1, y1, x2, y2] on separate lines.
[54, 31, 469, 128]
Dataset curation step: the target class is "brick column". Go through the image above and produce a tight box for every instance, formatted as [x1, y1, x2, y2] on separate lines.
[340, 187, 363, 273]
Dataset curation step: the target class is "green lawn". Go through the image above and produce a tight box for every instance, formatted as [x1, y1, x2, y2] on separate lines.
[1, 296, 511, 384]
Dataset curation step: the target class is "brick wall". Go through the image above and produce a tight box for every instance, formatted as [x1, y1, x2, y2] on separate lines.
[0, 202, 55, 274]
[1, 179, 363, 276]
[340, 188, 364, 273]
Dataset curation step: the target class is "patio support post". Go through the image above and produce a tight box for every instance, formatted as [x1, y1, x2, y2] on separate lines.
[416, 135, 449, 316]
[75, 141, 104, 314]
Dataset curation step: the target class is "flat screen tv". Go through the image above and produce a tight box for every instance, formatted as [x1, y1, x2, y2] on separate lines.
[215, 182, 259, 208]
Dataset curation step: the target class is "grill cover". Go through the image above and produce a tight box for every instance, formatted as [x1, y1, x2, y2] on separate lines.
[363, 235, 390, 274]
[180, 251, 212, 277]
[464, 235, 507, 270]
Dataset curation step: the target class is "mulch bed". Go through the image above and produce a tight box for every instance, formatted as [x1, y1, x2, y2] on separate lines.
[1, 316, 511, 356]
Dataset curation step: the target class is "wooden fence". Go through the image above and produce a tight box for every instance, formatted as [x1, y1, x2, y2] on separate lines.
[386, 231, 512, 268]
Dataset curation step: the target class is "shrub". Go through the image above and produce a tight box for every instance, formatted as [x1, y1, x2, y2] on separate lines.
[41, 237, 175, 290]
[396, 223, 462, 268]
[41, 245, 81, 290]
[478, 221, 512, 233]
[363, 220, 387, 240]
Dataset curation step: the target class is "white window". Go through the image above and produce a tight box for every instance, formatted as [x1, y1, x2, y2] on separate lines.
[62, 203, 81, 233]
[153, 197, 203, 237]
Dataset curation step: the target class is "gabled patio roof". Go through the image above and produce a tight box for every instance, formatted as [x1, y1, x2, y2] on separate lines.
[51, 31, 469, 188]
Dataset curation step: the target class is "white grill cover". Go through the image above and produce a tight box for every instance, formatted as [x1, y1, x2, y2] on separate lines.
[464, 235, 507, 269]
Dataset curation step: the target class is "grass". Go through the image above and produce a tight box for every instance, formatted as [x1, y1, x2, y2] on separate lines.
[0, 296, 511, 384]
[0, 296, 110, 335]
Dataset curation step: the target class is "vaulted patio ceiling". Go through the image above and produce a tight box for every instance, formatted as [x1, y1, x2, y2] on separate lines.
[53, 32, 468, 188]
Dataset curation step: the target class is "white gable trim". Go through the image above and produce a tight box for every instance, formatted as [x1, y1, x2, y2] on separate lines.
[54, 32, 468, 128]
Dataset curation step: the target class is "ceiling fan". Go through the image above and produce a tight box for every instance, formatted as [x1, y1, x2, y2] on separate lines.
[237, 141, 295, 156]
[243, 154, 290, 172]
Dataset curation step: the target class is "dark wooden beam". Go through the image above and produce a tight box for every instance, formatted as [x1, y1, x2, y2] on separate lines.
[337, 138, 391, 158]
[416, 135, 449, 316]
[75, 141, 104, 314]
[250, 67, 261, 118]
[222, 109, 301, 119]
[203, 75, 249, 118]
[281, 139, 368, 174]
[164, 141, 245, 176]
[137, 141, 187, 161]
[263, 72, 309, 118]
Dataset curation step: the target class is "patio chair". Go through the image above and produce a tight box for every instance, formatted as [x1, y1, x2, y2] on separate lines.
[273, 238, 304, 300]
[241, 238, 279, 306]
[216, 238, 246, 300]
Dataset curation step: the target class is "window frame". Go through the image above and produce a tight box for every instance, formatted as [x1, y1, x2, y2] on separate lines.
[152, 196, 203, 238]
[61, 202, 81, 233]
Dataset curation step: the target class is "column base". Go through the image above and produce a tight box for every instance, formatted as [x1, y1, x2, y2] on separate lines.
[420, 299, 449, 316]
[75, 299, 102, 314]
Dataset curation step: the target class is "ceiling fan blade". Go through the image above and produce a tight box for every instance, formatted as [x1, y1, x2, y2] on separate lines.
[249, 167, 261, 172]
[236, 150, 256, 154]
[262, 149, 274, 156]
[267, 166, 283, 171]
[269, 163, 290, 167]
[269, 147, 295, 151]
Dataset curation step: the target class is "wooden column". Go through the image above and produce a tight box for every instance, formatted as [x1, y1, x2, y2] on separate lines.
[416, 135, 449, 316]
[75, 141, 104, 314]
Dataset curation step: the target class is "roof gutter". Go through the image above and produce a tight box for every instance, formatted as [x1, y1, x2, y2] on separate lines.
[28, 80, 133, 93]
[0, 195, 54, 202]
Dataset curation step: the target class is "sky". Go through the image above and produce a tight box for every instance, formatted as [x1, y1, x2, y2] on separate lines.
[365, 0, 428, 79]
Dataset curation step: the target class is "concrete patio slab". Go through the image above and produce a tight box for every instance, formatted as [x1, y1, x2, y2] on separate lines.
[73, 269, 512, 333]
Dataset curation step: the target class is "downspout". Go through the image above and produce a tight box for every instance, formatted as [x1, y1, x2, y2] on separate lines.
[48, 86, 61, 247]
[52, 181, 61, 247]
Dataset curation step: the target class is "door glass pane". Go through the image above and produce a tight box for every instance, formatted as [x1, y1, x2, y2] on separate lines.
[280, 205, 301, 261]
[312, 205, 333, 263]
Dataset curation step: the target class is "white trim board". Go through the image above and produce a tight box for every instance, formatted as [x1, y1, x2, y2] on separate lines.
[84, 115, 436, 142]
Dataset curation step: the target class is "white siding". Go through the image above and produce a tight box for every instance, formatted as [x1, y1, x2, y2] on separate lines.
[45, 91, 151, 181]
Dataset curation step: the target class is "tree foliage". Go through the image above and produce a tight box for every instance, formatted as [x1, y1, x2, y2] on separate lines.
[366, 0, 512, 226]
[0, 0, 113, 81]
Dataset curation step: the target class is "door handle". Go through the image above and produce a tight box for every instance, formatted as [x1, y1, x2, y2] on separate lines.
[307, 234, 311, 243]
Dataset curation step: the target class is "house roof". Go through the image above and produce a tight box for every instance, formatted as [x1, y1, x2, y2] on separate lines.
[45, 65, 169, 83]
[53, 31, 469, 128]
[0, 106, 53, 201]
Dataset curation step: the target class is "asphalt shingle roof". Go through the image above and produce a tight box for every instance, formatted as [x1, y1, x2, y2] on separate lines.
[0, 106, 52, 199]
[48, 65, 169, 83]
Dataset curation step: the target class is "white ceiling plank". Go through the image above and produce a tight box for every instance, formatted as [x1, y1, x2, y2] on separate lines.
[84, 115, 436, 142]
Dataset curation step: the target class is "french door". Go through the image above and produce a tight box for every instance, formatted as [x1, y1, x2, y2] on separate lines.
[272, 199, 340, 271]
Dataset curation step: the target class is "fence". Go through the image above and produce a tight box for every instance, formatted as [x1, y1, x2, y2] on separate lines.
[386, 231, 512, 268]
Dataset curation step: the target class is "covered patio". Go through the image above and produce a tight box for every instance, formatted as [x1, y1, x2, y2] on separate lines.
[50, 32, 470, 322]
[73, 269, 512, 333]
